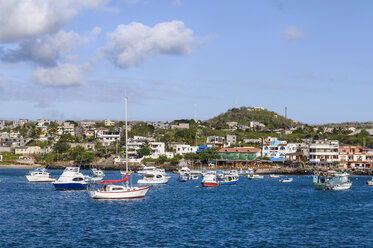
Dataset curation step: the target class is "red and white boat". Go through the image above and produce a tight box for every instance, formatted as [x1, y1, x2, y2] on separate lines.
[88, 97, 150, 199]
[201, 174, 219, 187]
[88, 175, 150, 199]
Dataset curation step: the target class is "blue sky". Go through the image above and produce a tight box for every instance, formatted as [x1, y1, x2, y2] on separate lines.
[0, 0, 372, 124]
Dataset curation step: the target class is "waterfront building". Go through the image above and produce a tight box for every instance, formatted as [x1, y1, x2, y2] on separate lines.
[218, 147, 261, 160]
[175, 144, 198, 155]
[262, 137, 298, 162]
[308, 140, 339, 166]
[339, 145, 373, 169]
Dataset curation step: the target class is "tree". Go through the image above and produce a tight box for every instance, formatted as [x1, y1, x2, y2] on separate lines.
[68, 146, 85, 161]
[54, 141, 70, 153]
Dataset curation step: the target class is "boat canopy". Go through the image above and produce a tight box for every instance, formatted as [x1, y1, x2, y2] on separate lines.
[96, 173, 128, 185]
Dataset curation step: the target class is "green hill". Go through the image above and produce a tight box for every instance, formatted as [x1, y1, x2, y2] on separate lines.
[207, 107, 300, 129]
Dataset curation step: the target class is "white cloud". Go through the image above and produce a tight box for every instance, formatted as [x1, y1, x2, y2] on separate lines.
[32, 63, 89, 86]
[0, 27, 101, 66]
[1, 31, 79, 66]
[282, 26, 303, 41]
[105, 21, 195, 68]
[0, 0, 109, 42]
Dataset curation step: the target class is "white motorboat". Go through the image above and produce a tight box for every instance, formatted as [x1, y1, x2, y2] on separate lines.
[25, 168, 56, 182]
[248, 174, 264, 180]
[53, 167, 88, 190]
[367, 178, 373, 186]
[280, 177, 293, 183]
[138, 171, 170, 184]
[270, 174, 280, 178]
[88, 97, 150, 199]
[90, 168, 105, 181]
[201, 173, 219, 187]
[178, 166, 191, 182]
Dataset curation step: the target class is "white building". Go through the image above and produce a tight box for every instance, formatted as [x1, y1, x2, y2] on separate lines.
[57, 122, 75, 136]
[15, 146, 42, 155]
[262, 137, 298, 162]
[249, 121, 265, 128]
[225, 134, 237, 145]
[308, 140, 339, 165]
[175, 144, 198, 155]
[206, 136, 225, 148]
[104, 120, 115, 127]
[98, 131, 120, 146]
[12, 119, 28, 128]
[170, 123, 190, 129]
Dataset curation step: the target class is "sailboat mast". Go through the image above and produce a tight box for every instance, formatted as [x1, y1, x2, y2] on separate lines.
[125, 96, 129, 187]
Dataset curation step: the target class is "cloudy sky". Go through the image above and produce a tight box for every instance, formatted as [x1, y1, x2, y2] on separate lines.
[0, 0, 372, 124]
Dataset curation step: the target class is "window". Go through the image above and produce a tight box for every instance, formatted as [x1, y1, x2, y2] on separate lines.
[72, 177, 84, 181]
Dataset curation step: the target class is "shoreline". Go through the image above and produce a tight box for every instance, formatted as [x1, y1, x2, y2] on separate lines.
[1, 163, 373, 176]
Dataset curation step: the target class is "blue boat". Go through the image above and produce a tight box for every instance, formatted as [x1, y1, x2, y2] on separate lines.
[219, 175, 238, 185]
[53, 167, 88, 190]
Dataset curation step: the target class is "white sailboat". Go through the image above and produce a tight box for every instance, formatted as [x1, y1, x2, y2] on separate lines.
[88, 97, 150, 199]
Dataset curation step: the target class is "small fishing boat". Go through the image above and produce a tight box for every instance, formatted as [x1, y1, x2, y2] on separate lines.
[53, 167, 88, 190]
[280, 177, 293, 183]
[270, 174, 280, 178]
[25, 168, 56, 182]
[367, 178, 373, 186]
[220, 175, 238, 185]
[178, 166, 191, 182]
[313, 171, 352, 191]
[138, 171, 170, 184]
[216, 171, 225, 180]
[201, 173, 219, 187]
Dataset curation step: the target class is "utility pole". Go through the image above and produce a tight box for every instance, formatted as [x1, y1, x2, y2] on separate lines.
[284, 106, 287, 134]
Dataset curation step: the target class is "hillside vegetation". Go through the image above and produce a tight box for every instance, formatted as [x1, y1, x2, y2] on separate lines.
[207, 107, 300, 129]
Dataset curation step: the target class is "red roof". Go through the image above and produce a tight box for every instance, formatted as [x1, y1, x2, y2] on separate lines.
[218, 147, 261, 153]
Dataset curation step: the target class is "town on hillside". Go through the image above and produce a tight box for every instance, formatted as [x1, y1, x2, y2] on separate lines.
[1, 107, 373, 170]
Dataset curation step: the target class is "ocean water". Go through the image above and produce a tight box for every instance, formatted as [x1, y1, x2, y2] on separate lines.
[0, 169, 373, 247]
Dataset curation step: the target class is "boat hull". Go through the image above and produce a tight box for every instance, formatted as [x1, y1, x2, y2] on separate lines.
[89, 186, 150, 199]
[201, 182, 219, 187]
[220, 180, 237, 185]
[25, 175, 56, 182]
[329, 183, 352, 191]
[53, 182, 88, 190]
[367, 181, 373, 186]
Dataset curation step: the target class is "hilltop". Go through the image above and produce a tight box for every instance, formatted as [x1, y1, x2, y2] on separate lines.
[207, 106, 300, 129]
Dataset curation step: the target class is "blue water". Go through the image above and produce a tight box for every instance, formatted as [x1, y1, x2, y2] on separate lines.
[1, 169, 373, 247]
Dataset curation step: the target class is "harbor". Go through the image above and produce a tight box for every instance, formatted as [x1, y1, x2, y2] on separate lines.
[1, 168, 373, 247]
